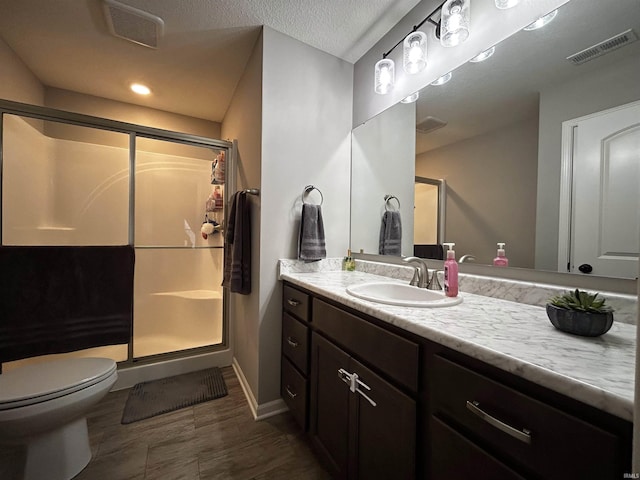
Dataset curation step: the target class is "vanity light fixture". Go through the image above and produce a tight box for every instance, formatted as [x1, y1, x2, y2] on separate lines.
[523, 9, 558, 31]
[374, 58, 395, 94]
[440, 0, 470, 47]
[470, 46, 496, 62]
[495, 0, 519, 9]
[130, 83, 151, 95]
[401, 92, 420, 103]
[430, 72, 452, 86]
[403, 31, 428, 74]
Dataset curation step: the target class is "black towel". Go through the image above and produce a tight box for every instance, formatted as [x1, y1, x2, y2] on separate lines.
[379, 211, 402, 256]
[298, 204, 326, 261]
[0, 245, 134, 363]
[222, 191, 251, 294]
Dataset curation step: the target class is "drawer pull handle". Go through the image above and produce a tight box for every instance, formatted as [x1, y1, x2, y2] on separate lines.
[287, 298, 301, 307]
[286, 336, 299, 348]
[466, 401, 531, 444]
[285, 386, 297, 399]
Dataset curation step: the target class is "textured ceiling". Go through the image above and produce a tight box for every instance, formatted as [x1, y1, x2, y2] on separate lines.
[0, 0, 422, 122]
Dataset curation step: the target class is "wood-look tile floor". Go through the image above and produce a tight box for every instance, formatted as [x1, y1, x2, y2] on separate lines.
[1, 366, 331, 480]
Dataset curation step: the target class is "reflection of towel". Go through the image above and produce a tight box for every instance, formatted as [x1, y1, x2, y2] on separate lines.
[379, 211, 402, 256]
[0, 245, 134, 363]
[298, 204, 326, 261]
[222, 192, 251, 294]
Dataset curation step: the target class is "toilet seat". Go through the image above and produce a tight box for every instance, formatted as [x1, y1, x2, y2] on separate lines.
[0, 357, 117, 410]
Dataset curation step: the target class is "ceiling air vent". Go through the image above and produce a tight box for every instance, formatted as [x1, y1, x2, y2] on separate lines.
[416, 116, 448, 135]
[567, 29, 638, 65]
[103, 0, 164, 49]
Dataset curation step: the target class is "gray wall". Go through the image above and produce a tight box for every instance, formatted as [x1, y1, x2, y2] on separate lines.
[416, 114, 539, 267]
[534, 54, 640, 271]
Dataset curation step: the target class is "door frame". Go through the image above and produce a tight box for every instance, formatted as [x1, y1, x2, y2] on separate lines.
[557, 99, 640, 273]
[414, 176, 446, 245]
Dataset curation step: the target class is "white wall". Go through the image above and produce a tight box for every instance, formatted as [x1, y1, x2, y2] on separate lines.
[351, 101, 416, 255]
[221, 32, 264, 406]
[416, 114, 538, 267]
[258, 27, 353, 404]
[353, 0, 568, 127]
[535, 54, 640, 271]
[0, 36, 44, 106]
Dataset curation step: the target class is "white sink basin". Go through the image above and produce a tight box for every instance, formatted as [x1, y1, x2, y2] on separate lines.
[346, 282, 463, 308]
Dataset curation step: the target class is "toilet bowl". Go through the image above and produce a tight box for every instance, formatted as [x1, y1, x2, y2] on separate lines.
[0, 357, 117, 480]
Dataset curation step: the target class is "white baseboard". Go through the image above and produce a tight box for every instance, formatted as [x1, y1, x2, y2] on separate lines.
[232, 357, 289, 421]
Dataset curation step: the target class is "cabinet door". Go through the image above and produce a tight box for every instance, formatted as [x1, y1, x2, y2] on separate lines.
[349, 358, 416, 480]
[310, 332, 351, 479]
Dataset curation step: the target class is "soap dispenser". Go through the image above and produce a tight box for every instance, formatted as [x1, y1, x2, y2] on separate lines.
[343, 249, 356, 271]
[493, 242, 509, 267]
[443, 243, 458, 297]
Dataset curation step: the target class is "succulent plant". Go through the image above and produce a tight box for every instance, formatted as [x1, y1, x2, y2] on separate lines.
[548, 289, 613, 314]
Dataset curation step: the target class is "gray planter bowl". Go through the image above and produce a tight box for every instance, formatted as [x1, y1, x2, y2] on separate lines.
[546, 304, 614, 337]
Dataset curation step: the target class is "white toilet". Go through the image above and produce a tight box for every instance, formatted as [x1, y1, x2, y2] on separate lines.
[0, 357, 117, 480]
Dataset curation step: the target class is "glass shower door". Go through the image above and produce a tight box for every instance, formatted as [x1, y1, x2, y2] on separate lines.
[133, 136, 225, 358]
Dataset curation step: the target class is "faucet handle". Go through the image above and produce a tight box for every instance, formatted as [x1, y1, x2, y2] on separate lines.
[427, 270, 443, 290]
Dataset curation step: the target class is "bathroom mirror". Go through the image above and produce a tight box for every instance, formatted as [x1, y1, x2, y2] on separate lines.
[350, 0, 640, 279]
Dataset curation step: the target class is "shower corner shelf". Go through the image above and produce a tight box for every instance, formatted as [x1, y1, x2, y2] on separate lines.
[151, 289, 222, 300]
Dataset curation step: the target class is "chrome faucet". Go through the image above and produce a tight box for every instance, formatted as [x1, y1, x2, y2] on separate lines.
[402, 256, 429, 288]
[427, 270, 443, 291]
[458, 254, 476, 264]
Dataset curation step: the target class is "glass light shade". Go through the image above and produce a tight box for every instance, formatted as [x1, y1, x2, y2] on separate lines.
[440, 0, 470, 47]
[494, 0, 519, 9]
[374, 58, 395, 94]
[403, 31, 427, 74]
[470, 46, 495, 62]
[523, 9, 558, 31]
[401, 92, 420, 103]
[430, 72, 452, 86]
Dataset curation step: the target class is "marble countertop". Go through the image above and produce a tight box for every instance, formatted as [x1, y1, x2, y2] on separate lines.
[280, 268, 636, 421]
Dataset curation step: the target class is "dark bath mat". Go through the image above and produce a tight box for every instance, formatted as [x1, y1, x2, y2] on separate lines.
[121, 367, 228, 424]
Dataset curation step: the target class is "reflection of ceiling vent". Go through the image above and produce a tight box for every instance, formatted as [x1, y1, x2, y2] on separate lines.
[103, 0, 164, 49]
[567, 29, 638, 65]
[416, 116, 447, 135]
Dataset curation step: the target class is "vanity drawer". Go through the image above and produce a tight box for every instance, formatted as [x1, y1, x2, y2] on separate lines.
[283, 285, 310, 322]
[313, 298, 419, 392]
[282, 312, 309, 374]
[431, 355, 622, 480]
[281, 356, 308, 430]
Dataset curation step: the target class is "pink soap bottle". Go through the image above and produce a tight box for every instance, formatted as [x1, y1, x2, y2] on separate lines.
[493, 242, 509, 267]
[443, 243, 458, 298]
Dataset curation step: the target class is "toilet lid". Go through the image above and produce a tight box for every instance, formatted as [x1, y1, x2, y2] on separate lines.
[0, 357, 117, 410]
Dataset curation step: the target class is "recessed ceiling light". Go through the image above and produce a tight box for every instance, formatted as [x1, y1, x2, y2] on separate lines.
[130, 83, 151, 95]
[523, 9, 558, 31]
[401, 92, 420, 103]
[470, 46, 496, 63]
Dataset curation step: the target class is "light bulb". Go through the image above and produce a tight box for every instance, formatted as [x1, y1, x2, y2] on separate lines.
[401, 92, 420, 103]
[523, 9, 558, 31]
[403, 31, 427, 74]
[470, 46, 495, 63]
[495, 0, 519, 9]
[374, 58, 395, 95]
[430, 72, 452, 86]
[440, 0, 470, 47]
[130, 83, 151, 95]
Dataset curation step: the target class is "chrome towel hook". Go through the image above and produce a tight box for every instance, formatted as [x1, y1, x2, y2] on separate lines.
[384, 194, 400, 211]
[302, 185, 324, 205]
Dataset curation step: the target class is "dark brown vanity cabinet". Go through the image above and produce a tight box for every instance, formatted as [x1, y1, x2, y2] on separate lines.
[280, 281, 632, 480]
[309, 312, 417, 480]
[280, 285, 311, 429]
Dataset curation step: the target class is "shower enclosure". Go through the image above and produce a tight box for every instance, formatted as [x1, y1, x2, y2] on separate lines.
[0, 100, 232, 370]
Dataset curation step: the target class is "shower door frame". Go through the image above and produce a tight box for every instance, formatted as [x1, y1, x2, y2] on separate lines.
[0, 98, 234, 367]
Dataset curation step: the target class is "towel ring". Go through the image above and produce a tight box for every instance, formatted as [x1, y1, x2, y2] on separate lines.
[384, 195, 400, 211]
[302, 185, 324, 206]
